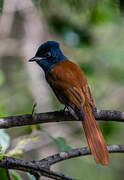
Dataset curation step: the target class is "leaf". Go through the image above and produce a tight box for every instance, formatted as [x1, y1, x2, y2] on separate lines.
[54, 137, 73, 151]
[0, 144, 4, 160]
[44, 131, 72, 151]
[6, 135, 39, 158]
[0, 129, 10, 153]
[0, 143, 2, 152]
[10, 170, 23, 180]
[0, 168, 9, 180]
[27, 173, 37, 180]
[0, 154, 4, 160]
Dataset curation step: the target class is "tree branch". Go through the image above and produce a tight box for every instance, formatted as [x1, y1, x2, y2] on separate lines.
[1, 145, 124, 180]
[0, 156, 77, 180]
[0, 110, 124, 179]
[0, 109, 124, 129]
[40, 145, 124, 166]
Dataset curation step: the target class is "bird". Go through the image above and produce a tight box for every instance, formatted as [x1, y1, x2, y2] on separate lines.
[28, 41, 109, 165]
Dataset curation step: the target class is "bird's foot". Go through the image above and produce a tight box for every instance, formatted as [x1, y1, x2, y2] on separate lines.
[62, 106, 67, 112]
[92, 106, 97, 113]
[60, 106, 67, 115]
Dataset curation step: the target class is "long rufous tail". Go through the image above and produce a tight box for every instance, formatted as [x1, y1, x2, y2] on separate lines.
[82, 103, 109, 165]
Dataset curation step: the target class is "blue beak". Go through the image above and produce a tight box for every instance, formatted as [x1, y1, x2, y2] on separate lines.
[28, 57, 45, 62]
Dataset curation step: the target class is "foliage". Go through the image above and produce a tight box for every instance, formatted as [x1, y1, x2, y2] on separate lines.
[0, 168, 9, 180]
[48, 134, 73, 151]
[10, 170, 23, 180]
[27, 173, 36, 180]
[0, 129, 10, 154]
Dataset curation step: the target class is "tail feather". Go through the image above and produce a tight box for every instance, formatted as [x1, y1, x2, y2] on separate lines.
[82, 103, 109, 165]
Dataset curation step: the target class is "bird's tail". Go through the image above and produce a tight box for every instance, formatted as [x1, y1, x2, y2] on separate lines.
[82, 103, 109, 165]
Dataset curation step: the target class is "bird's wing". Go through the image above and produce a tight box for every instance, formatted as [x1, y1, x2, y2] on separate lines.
[51, 82, 86, 120]
[49, 60, 86, 119]
[81, 81, 96, 108]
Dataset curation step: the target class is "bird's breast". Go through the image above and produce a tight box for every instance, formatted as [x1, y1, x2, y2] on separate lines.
[49, 59, 87, 89]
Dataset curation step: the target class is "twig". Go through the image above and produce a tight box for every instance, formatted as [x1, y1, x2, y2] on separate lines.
[0, 156, 78, 180]
[0, 145, 124, 180]
[0, 109, 124, 129]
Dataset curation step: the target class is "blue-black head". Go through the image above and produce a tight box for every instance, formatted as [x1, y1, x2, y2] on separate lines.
[29, 41, 67, 74]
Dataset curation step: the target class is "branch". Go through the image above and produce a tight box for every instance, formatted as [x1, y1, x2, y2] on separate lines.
[0, 110, 124, 179]
[40, 145, 124, 166]
[0, 109, 124, 129]
[0, 156, 77, 180]
[0, 145, 124, 180]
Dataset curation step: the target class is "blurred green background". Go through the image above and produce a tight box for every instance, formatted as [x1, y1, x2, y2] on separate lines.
[0, 0, 124, 179]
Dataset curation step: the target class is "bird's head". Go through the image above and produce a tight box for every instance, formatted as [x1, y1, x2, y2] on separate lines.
[29, 41, 67, 73]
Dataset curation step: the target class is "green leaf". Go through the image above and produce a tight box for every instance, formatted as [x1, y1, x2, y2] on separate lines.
[44, 131, 72, 151]
[10, 170, 23, 180]
[54, 137, 73, 151]
[0, 168, 9, 180]
[0, 130, 10, 153]
[6, 135, 39, 158]
[0, 154, 4, 160]
[0, 143, 2, 153]
[27, 173, 36, 180]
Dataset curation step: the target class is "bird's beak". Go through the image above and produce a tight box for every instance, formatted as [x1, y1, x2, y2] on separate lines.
[28, 57, 45, 62]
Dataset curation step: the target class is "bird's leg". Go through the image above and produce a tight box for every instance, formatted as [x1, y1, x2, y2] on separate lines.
[60, 106, 67, 114]
[68, 106, 79, 120]
[89, 102, 97, 112]
[79, 107, 85, 120]
[92, 106, 97, 117]
[63, 106, 67, 112]
[93, 106, 97, 112]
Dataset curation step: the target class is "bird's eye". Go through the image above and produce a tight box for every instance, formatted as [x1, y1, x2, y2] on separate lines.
[45, 51, 52, 57]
